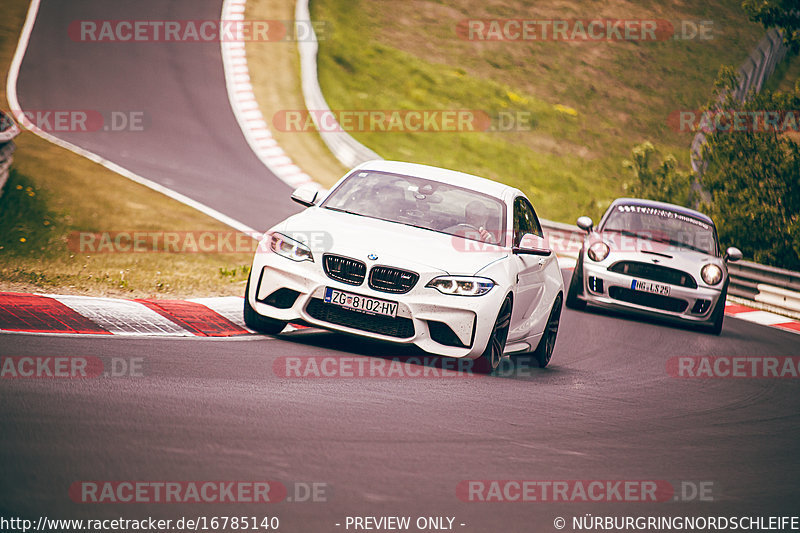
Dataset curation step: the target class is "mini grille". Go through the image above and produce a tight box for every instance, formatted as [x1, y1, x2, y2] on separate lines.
[609, 261, 698, 289]
[608, 286, 688, 313]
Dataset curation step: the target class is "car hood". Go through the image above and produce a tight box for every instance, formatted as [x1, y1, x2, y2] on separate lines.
[270, 207, 507, 275]
[593, 235, 726, 284]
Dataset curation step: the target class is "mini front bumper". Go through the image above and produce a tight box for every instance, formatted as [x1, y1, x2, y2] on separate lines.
[580, 260, 724, 325]
[247, 252, 506, 358]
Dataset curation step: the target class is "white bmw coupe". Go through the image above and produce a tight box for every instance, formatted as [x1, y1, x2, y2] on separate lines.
[244, 160, 564, 372]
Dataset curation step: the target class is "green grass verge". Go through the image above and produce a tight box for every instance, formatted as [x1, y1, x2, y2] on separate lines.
[311, 0, 766, 222]
[1, 0, 253, 298]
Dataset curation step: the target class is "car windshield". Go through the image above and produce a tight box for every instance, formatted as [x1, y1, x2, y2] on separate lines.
[321, 170, 507, 245]
[600, 204, 718, 255]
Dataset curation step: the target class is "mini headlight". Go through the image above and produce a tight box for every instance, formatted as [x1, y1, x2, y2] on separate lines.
[269, 232, 314, 262]
[426, 276, 495, 296]
[587, 241, 610, 262]
[701, 263, 723, 285]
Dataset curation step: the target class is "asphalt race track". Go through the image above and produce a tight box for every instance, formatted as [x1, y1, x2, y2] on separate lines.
[4, 1, 800, 532]
[15, 0, 300, 231]
[3, 270, 800, 531]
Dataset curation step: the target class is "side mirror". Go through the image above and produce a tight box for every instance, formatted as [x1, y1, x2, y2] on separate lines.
[513, 233, 552, 256]
[725, 246, 742, 262]
[576, 216, 593, 233]
[291, 185, 318, 207]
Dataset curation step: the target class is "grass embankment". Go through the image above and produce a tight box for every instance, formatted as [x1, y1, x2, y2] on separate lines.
[245, 0, 348, 186]
[301, 0, 765, 222]
[0, 0, 253, 298]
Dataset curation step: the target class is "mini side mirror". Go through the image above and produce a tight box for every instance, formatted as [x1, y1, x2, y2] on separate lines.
[725, 247, 742, 262]
[577, 216, 593, 233]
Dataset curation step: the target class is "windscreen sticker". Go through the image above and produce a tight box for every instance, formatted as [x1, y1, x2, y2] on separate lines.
[617, 205, 710, 230]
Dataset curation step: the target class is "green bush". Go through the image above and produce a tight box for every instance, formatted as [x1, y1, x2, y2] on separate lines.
[699, 67, 800, 269]
[623, 142, 697, 207]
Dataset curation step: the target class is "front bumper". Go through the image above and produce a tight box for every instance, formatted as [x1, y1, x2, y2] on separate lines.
[580, 260, 723, 324]
[247, 251, 506, 358]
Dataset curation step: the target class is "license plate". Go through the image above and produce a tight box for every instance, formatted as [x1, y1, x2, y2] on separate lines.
[631, 279, 671, 296]
[324, 287, 398, 317]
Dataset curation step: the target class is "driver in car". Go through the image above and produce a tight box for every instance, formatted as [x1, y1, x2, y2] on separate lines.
[465, 201, 495, 243]
[444, 200, 496, 243]
[368, 184, 406, 219]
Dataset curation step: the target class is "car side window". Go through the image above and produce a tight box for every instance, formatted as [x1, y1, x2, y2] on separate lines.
[522, 198, 544, 238]
[513, 197, 532, 246]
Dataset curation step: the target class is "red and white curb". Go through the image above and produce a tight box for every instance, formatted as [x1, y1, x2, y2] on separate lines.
[723, 303, 800, 334]
[221, 0, 319, 191]
[1, 287, 798, 337]
[0, 292, 312, 337]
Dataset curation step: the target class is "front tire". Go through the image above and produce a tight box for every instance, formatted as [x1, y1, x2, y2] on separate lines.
[565, 252, 587, 310]
[471, 295, 513, 374]
[531, 294, 562, 368]
[243, 277, 287, 335]
[706, 284, 727, 336]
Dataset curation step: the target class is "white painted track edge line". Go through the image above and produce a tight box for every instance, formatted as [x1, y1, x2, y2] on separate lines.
[6, 0, 261, 238]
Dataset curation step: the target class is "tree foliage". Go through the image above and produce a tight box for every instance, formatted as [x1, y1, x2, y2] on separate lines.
[623, 142, 697, 207]
[742, 0, 800, 51]
[699, 66, 800, 269]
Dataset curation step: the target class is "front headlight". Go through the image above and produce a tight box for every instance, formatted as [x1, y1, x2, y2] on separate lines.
[426, 276, 495, 296]
[701, 263, 723, 285]
[587, 241, 610, 262]
[269, 232, 314, 262]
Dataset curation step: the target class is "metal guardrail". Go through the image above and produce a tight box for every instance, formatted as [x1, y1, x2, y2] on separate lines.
[0, 110, 21, 197]
[541, 220, 800, 318]
[691, 28, 788, 173]
[727, 260, 800, 318]
[295, 0, 380, 168]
